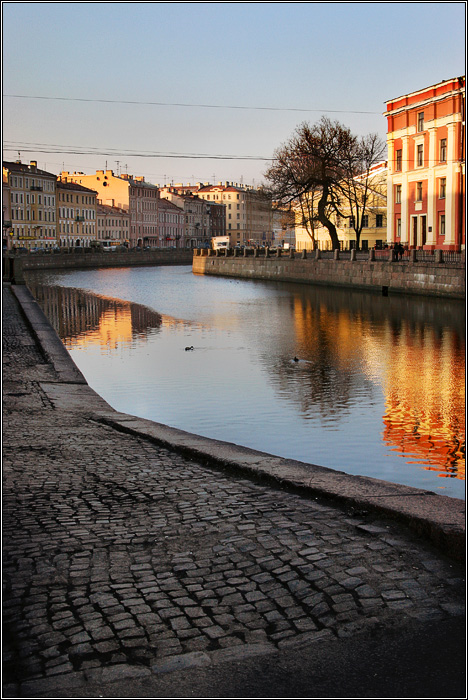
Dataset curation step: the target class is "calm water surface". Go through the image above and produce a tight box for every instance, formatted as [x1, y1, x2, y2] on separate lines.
[27, 265, 465, 499]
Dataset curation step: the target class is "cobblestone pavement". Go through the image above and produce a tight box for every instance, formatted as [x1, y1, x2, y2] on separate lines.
[2, 285, 465, 696]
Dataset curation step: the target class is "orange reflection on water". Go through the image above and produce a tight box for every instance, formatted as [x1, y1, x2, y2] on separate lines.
[291, 295, 465, 481]
[382, 323, 465, 480]
[71, 305, 134, 351]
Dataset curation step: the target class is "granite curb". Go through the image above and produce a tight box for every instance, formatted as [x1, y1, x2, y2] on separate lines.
[10, 283, 466, 562]
[4, 644, 280, 698]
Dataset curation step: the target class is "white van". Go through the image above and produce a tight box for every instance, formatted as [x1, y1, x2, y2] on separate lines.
[211, 236, 230, 251]
[102, 241, 117, 251]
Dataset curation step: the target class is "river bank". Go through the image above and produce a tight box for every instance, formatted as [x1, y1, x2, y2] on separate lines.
[3, 248, 193, 283]
[192, 249, 465, 299]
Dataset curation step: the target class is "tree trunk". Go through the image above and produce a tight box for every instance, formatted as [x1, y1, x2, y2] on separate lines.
[317, 188, 340, 250]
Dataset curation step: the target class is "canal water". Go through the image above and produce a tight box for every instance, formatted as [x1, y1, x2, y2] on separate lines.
[26, 265, 465, 500]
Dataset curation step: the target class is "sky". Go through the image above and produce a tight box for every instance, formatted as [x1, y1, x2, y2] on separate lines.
[2, 2, 466, 187]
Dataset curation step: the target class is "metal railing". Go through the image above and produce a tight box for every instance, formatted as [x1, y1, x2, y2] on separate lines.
[200, 247, 465, 265]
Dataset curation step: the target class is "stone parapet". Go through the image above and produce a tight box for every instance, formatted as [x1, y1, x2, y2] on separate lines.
[192, 255, 465, 299]
[3, 249, 193, 281]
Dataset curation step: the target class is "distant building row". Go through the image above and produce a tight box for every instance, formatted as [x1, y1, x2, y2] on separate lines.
[2, 164, 275, 251]
[3, 77, 465, 253]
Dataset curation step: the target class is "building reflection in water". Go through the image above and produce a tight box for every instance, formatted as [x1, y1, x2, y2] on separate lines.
[28, 284, 163, 352]
[268, 285, 465, 482]
[382, 322, 465, 480]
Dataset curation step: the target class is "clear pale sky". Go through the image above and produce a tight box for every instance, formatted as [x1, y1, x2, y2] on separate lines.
[2, 1, 466, 186]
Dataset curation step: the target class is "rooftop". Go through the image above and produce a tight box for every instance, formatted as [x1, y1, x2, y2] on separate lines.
[3, 160, 56, 178]
[57, 180, 98, 195]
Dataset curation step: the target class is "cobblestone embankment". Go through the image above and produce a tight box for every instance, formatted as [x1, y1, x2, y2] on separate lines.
[2, 283, 465, 698]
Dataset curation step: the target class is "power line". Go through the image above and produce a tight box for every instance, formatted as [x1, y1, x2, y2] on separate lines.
[3, 93, 381, 115]
[4, 142, 461, 167]
[3, 141, 272, 161]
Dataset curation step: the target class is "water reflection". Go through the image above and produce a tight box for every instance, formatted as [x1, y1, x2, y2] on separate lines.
[26, 268, 465, 498]
[29, 284, 163, 352]
[263, 286, 465, 482]
[383, 326, 465, 480]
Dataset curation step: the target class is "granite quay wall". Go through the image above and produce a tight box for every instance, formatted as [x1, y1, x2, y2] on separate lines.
[3, 248, 193, 283]
[192, 249, 465, 299]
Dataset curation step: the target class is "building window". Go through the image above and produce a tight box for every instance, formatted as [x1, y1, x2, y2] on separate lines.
[440, 138, 447, 162]
[440, 178, 446, 199]
[395, 149, 402, 171]
[397, 218, 401, 238]
[440, 214, 446, 236]
[376, 214, 383, 228]
[417, 112, 424, 132]
[362, 215, 368, 228]
[416, 182, 423, 201]
[416, 144, 424, 167]
[395, 185, 401, 203]
[348, 216, 355, 228]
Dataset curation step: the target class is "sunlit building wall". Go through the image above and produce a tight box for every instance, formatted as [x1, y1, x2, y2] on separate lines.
[3, 179, 13, 249]
[56, 180, 97, 248]
[295, 163, 388, 251]
[60, 170, 160, 248]
[96, 203, 129, 245]
[3, 160, 57, 249]
[384, 76, 465, 251]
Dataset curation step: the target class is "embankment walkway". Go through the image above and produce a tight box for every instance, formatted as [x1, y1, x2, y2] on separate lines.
[2, 283, 465, 698]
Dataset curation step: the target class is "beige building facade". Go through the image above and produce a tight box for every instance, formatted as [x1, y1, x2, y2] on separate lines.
[3, 179, 12, 249]
[60, 170, 159, 247]
[157, 197, 186, 248]
[56, 180, 97, 248]
[3, 160, 57, 250]
[96, 203, 130, 245]
[159, 187, 210, 248]
[174, 182, 273, 248]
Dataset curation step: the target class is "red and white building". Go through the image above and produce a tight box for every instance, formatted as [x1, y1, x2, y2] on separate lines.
[385, 77, 465, 251]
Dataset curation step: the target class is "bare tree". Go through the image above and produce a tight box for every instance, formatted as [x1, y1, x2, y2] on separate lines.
[265, 117, 385, 251]
[339, 133, 387, 250]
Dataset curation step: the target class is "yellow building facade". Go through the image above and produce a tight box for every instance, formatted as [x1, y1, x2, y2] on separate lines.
[295, 163, 388, 251]
[3, 160, 57, 250]
[56, 180, 97, 248]
[60, 170, 159, 247]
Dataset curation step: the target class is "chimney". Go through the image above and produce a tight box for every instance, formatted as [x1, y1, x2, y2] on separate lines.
[30, 160, 37, 171]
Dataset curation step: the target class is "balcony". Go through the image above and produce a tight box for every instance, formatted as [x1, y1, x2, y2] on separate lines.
[75, 216, 85, 222]
[30, 185, 42, 191]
